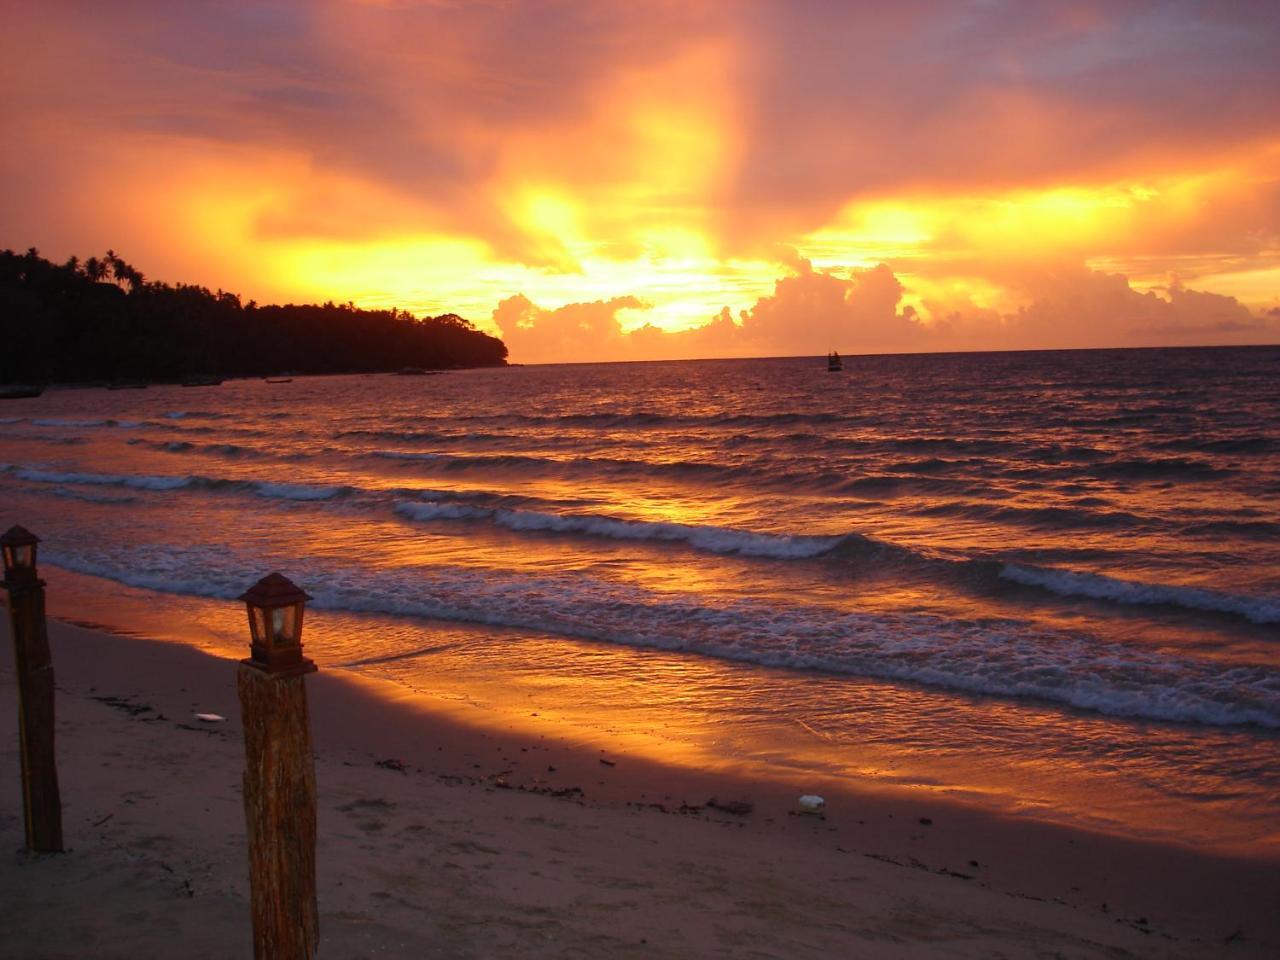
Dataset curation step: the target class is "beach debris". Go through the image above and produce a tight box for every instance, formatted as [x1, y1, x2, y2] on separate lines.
[797, 794, 825, 814]
[91, 813, 114, 827]
[706, 797, 754, 816]
[918, 817, 933, 826]
[194, 712, 226, 723]
[493, 777, 512, 789]
[599, 758, 616, 767]
[375, 758, 408, 774]
[93, 694, 154, 717]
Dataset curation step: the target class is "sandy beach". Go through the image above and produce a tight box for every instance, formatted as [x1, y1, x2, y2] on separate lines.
[0, 616, 1274, 959]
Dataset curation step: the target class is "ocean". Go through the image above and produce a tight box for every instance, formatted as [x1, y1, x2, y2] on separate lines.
[2, 346, 1277, 853]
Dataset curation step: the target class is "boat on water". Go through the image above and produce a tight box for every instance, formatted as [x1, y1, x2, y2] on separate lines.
[0, 384, 43, 399]
[182, 375, 224, 387]
[264, 377, 293, 384]
[827, 351, 843, 372]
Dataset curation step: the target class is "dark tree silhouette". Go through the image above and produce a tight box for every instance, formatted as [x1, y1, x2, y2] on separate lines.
[0, 249, 508, 383]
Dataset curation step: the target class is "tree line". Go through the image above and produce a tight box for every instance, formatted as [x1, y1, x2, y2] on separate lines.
[0, 248, 508, 383]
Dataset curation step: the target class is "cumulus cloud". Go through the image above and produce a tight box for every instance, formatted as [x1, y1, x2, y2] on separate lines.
[493, 294, 647, 364]
[496, 260, 1278, 362]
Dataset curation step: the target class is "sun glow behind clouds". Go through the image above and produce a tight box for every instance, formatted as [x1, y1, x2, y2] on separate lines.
[2, 1, 1278, 357]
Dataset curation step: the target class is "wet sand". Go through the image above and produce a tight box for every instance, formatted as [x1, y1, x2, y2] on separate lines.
[1, 618, 1277, 958]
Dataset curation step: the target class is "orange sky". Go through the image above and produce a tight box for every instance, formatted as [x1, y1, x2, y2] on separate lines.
[3, 1, 1278, 362]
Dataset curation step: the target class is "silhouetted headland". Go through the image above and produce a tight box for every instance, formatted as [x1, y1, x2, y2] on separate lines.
[0, 248, 507, 384]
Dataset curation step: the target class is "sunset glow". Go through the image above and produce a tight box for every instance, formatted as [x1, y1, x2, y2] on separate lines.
[3, 2, 1278, 361]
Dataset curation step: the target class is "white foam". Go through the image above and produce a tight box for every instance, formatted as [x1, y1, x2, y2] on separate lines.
[395, 501, 489, 522]
[14, 467, 192, 490]
[41, 545, 1280, 730]
[252, 481, 345, 501]
[394, 500, 843, 559]
[1001, 564, 1280, 624]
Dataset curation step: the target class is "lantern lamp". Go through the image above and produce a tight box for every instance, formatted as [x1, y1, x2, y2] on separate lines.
[238, 572, 315, 675]
[1, 525, 40, 583]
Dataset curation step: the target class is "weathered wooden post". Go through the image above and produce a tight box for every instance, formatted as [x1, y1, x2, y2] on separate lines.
[237, 572, 319, 960]
[1, 525, 63, 852]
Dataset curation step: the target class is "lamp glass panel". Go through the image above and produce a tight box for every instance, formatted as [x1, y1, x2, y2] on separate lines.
[271, 604, 298, 645]
[15, 544, 33, 568]
[250, 607, 268, 644]
[1, 545, 11, 571]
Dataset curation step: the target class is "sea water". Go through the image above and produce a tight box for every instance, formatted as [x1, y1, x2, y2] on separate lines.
[1, 347, 1277, 852]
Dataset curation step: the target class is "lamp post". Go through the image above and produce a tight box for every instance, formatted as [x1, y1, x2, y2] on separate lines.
[237, 572, 319, 960]
[1, 525, 63, 852]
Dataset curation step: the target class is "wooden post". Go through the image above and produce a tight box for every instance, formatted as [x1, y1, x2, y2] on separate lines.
[238, 666, 319, 959]
[237, 572, 318, 960]
[5, 567, 63, 852]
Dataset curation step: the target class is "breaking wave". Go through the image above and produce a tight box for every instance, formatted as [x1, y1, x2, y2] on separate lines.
[42, 543, 1280, 730]
[395, 500, 843, 559]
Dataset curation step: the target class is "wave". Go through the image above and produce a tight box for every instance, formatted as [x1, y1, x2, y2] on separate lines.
[1181, 519, 1280, 540]
[5, 465, 347, 501]
[373, 450, 445, 462]
[395, 501, 844, 559]
[911, 500, 1151, 530]
[1000, 564, 1280, 624]
[47, 487, 138, 505]
[1154, 436, 1277, 455]
[42, 545, 1280, 729]
[1088, 457, 1231, 481]
[31, 418, 142, 429]
[252, 481, 347, 501]
[127, 438, 259, 458]
[13, 467, 193, 490]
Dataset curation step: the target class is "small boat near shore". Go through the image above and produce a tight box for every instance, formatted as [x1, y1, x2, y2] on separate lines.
[264, 377, 293, 384]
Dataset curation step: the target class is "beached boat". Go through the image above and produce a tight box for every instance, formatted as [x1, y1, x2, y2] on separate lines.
[0, 384, 44, 399]
[264, 377, 293, 384]
[827, 351, 843, 372]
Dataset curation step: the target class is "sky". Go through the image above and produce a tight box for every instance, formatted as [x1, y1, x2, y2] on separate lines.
[3, 0, 1279, 363]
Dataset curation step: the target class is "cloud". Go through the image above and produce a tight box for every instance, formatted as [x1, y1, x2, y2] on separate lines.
[1009, 269, 1272, 347]
[493, 294, 647, 364]
[2, 1, 1277, 356]
[496, 259, 1278, 362]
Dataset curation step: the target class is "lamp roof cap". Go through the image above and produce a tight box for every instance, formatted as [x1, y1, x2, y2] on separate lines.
[1, 525, 40, 547]
[238, 571, 311, 606]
